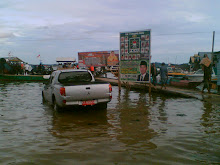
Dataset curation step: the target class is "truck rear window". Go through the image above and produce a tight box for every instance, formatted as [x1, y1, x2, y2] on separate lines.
[58, 71, 92, 83]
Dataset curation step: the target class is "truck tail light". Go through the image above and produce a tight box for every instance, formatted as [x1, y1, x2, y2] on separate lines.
[109, 84, 112, 100]
[60, 87, 66, 96]
[109, 84, 112, 92]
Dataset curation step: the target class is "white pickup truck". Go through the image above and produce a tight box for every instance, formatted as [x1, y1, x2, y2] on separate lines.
[42, 69, 112, 110]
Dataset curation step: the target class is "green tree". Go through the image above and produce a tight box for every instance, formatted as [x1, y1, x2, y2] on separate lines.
[0, 58, 6, 74]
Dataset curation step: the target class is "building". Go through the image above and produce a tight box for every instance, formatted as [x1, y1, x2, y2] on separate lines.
[2, 56, 24, 63]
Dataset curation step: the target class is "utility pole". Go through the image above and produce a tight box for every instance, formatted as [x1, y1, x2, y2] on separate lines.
[212, 31, 215, 62]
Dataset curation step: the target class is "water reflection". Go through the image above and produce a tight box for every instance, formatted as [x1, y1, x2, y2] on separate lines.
[0, 82, 219, 164]
[158, 96, 168, 123]
[201, 95, 218, 134]
[50, 108, 108, 140]
[0, 83, 8, 103]
[115, 89, 157, 149]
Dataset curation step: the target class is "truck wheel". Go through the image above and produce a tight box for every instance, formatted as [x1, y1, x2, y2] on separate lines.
[53, 99, 61, 111]
[42, 92, 46, 104]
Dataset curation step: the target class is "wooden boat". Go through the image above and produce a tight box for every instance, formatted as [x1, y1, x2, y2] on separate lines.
[167, 67, 187, 77]
[187, 69, 217, 82]
[168, 72, 187, 77]
[0, 74, 47, 82]
[170, 77, 202, 88]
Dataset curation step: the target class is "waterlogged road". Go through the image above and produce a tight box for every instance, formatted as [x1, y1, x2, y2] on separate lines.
[0, 82, 219, 164]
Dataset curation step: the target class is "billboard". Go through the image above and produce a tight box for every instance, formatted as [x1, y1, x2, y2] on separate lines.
[120, 30, 151, 82]
[78, 50, 119, 67]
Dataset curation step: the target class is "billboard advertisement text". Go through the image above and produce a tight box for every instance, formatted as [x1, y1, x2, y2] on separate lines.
[120, 30, 151, 82]
[78, 50, 119, 67]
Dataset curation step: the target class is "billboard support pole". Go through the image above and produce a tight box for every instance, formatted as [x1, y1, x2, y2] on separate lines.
[149, 30, 152, 96]
[149, 83, 151, 95]
[149, 72, 151, 95]
[118, 69, 121, 91]
[119, 34, 122, 91]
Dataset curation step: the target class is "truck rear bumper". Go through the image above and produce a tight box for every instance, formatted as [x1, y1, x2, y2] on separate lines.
[65, 98, 110, 106]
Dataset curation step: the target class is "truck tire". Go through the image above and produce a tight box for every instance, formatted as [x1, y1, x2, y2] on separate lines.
[42, 92, 46, 104]
[53, 98, 61, 111]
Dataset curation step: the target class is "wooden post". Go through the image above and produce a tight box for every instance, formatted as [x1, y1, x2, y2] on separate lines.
[118, 68, 121, 91]
[126, 81, 130, 90]
[149, 83, 151, 95]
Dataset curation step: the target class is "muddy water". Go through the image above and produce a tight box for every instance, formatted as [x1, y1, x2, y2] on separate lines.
[0, 82, 219, 165]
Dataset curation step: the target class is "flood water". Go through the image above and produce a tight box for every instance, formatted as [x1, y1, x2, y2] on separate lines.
[0, 82, 219, 165]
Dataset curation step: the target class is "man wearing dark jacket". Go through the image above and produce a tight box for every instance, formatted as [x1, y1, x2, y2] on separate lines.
[151, 63, 157, 86]
[137, 61, 149, 81]
[200, 54, 212, 93]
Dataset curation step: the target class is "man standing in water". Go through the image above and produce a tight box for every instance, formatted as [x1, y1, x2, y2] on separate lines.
[151, 63, 157, 86]
[160, 62, 168, 89]
[200, 54, 212, 93]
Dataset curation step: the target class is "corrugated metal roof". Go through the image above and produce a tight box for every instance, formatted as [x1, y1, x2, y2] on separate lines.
[2, 57, 24, 62]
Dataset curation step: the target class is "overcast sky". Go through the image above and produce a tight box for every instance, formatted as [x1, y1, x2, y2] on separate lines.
[0, 0, 219, 64]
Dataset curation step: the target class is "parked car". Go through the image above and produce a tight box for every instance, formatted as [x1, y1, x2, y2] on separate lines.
[42, 69, 112, 110]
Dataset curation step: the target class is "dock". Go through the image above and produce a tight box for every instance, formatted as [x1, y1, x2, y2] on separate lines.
[96, 77, 220, 100]
[0, 74, 47, 82]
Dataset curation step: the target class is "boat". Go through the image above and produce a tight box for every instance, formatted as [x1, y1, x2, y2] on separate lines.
[187, 69, 217, 82]
[170, 68, 217, 89]
[167, 67, 205, 88]
[0, 74, 47, 82]
[169, 77, 202, 88]
[167, 67, 187, 77]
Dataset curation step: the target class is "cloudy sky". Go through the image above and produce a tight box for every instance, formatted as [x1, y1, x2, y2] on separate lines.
[0, 0, 219, 64]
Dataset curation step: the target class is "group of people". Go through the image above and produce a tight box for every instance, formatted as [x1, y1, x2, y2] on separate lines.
[137, 61, 168, 89]
[0, 58, 33, 75]
[137, 54, 213, 92]
[88, 66, 107, 78]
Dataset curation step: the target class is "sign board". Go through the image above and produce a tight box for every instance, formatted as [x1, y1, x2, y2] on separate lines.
[120, 30, 151, 82]
[56, 57, 76, 62]
[78, 50, 119, 67]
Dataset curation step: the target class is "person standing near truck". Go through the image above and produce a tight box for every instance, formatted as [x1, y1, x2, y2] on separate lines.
[90, 66, 95, 76]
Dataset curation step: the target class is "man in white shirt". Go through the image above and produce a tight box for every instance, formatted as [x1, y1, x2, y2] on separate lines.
[24, 63, 29, 75]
